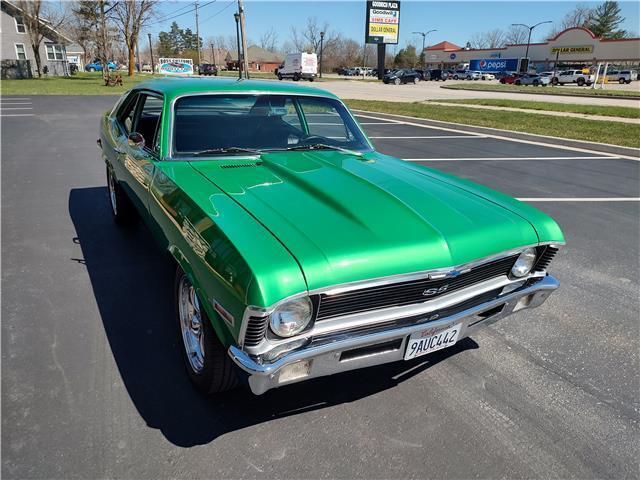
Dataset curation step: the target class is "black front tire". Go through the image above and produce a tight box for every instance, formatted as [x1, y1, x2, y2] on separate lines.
[107, 167, 135, 225]
[174, 267, 238, 394]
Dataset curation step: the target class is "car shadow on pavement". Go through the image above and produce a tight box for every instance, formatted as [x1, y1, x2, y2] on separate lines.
[69, 186, 479, 448]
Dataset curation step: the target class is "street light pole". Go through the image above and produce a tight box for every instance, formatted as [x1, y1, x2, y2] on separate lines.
[148, 32, 155, 74]
[511, 21, 552, 72]
[319, 31, 324, 78]
[412, 29, 437, 69]
[234, 12, 242, 80]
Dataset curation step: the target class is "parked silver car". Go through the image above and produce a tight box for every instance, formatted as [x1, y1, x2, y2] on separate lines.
[514, 74, 550, 86]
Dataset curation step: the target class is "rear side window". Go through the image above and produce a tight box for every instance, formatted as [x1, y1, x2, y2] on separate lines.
[134, 95, 163, 153]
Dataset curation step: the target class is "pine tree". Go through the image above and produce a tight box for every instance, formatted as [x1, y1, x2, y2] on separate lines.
[587, 1, 627, 39]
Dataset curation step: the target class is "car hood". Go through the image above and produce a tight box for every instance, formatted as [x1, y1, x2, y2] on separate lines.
[189, 151, 540, 291]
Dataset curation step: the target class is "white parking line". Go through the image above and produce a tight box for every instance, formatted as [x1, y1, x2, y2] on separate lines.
[0, 97, 31, 101]
[0, 114, 35, 117]
[0, 102, 32, 105]
[406, 156, 618, 162]
[359, 122, 399, 125]
[372, 135, 485, 139]
[353, 111, 640, 161]
[518, 197, 640, 202]
[0, 107, 33, 110]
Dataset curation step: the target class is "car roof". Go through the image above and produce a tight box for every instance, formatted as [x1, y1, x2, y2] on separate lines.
[132, 76, 339, 102]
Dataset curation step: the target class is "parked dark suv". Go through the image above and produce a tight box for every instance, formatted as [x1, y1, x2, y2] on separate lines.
[428, 69, 448, 81]
[383, 69, 422, 85]
[199, 63, 218, 76]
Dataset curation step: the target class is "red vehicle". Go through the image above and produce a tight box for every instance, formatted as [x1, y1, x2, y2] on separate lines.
[500, 73, 522, 84]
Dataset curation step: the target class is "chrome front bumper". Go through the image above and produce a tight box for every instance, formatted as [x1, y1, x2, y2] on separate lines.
[229, 275, 559, 395]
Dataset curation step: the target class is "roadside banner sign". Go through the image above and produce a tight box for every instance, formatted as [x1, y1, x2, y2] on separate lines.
[365, 1, 401, 44]
[469, 58, 519, 72]
[158, 58, 194, 75]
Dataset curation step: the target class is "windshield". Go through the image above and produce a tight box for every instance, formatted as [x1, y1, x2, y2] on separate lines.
[172, 94, 372, 157]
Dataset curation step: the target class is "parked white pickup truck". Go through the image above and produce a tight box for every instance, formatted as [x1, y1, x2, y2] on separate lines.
[554, 70, 595, 86]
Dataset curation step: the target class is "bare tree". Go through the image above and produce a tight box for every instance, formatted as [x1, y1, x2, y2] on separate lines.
[114, 0, 157, 76]
[504, 25, 529, 45]
[469, 28, 505, 49]
[259, 26, 278, 51]
[17, 0, 65, 77]
[548, 4, 594, 37]
[290, 17, 335, 53]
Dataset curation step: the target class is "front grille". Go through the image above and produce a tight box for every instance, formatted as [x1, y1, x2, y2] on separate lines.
[313, 287, 504, 342]
[315, 255, 518, 321]
[243, 315, 268, 347]
[534, 246, 559, 271]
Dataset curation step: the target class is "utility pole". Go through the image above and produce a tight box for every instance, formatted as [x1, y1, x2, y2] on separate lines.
[210, 42, 217, 67]
[148, 33, 155, 74]
[511, 21, 552, 73]
[412, 29, 437, 70]
[195, 1, 201, 67]
[319, 31, 324, 78]
[238, 0, 249, 79]
[234, 12, 242, 79]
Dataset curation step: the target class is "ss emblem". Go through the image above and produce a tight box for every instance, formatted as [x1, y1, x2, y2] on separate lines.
[423, 284, 449, 297]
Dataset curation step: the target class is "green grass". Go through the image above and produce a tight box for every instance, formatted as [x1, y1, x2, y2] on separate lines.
[441, 82, 640, 98]
[345, 99, 640, 149]
[431, 98, 640, 119]
[0, 72, 151, 95]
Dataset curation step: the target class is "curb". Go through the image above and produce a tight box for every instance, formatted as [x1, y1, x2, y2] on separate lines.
[439, 85, 640, 101]
[351, 109, 640, 159]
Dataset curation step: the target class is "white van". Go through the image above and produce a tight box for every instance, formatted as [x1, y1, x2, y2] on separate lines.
[276, 53, 317, 81]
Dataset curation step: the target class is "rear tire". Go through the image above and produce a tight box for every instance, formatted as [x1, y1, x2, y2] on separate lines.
[515, 80, 521, 86]
[88, 67, 96, 72]
[533, 80, 539, 86]
[394, 78, 401, 85]
[619, 78, 625, 84]
[552, 78, 559, 85]
[277, 73, 283, 80]
[577, 78, 585, 86]
[413, 77, 420, 84]
[106, 167, 135, 225]
[175, 267, 238, 394]
[293, 73, 300, 81]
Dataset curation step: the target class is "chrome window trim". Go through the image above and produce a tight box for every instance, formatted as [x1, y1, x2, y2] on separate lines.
[237, 242, 564, 349]
[166, 91, 375, 160]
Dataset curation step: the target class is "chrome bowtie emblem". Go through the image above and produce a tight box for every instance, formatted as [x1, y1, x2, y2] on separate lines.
[423, 284, 449, 297]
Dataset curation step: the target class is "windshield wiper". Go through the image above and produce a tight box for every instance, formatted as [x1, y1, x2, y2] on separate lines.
[192, 147, 262, 156]
[283, 143, 361, 155]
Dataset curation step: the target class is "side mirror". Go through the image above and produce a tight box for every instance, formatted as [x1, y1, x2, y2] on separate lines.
[128, 132, 145, 149]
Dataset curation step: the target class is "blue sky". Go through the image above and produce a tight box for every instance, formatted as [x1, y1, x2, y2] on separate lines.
[148, 1, 640, 49]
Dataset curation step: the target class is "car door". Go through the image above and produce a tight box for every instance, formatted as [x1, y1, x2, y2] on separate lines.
[111, 91, 164, 220]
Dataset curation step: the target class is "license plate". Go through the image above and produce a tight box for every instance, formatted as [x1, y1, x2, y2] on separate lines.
[404, 323, 461, 360]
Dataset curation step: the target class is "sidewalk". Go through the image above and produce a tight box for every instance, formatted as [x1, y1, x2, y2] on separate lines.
[426, 101, 640, 124]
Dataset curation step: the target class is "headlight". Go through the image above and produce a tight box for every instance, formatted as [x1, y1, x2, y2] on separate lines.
[269, 296, 313, 338]
[511, 248, 537, 277]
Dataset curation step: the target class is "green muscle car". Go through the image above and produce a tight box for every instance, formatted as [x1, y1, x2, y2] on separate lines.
[98, 77, 564, 395]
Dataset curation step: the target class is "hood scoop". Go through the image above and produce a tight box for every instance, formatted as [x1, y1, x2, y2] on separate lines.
[219, 161, 263, 169]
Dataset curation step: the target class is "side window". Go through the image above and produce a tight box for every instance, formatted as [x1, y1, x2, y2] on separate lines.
[298, 97, 354, 143]
[116, 92, 139, 134]
[280, 98, 303, 132]
[133, 94, 163, 153]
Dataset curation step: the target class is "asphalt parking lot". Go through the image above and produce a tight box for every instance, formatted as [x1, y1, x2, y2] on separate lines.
[2, 95, 639, 479]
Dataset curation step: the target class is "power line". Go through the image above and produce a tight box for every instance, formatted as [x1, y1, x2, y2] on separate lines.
[148, 0, 216, 26]
[201, 0, 234, 23]
[152, 2, 195, 24]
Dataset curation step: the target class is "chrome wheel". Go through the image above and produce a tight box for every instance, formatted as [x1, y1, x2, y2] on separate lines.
[178, 275, 205, 373]
[107, 170, 117, 216]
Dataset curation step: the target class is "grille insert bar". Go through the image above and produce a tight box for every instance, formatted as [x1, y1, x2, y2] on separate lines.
[244, 315, 269, 347]
[534, 246, 559, 272]
[315, 255, 518, 321]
